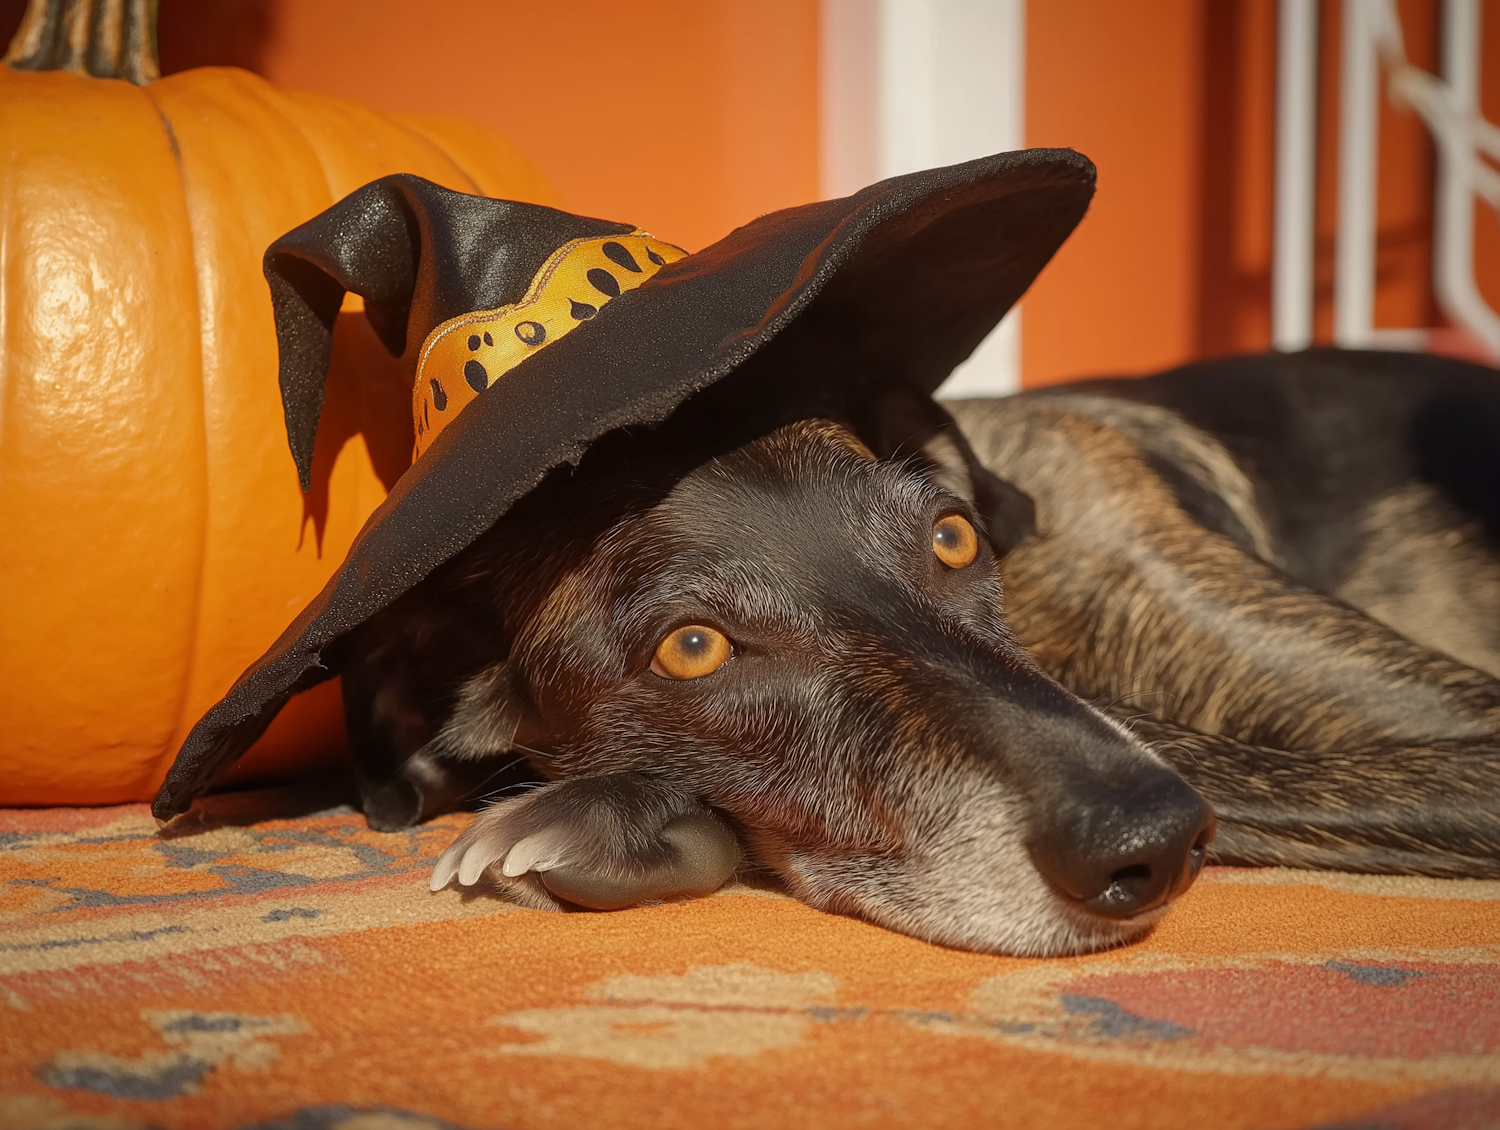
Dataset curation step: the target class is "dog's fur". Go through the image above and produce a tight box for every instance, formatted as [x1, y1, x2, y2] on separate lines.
[338, 349, 1500, 956]
[956, 351, 1500, 881]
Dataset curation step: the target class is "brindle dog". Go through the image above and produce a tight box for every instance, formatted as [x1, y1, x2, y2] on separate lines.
[960, 349, 1500, 881]
[343, 348, 1499, 957]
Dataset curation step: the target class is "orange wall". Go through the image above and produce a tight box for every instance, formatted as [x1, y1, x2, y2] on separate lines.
[4, 0, 1493, 379]
[248, 0, 819, 254]
[0, 0, 820, 253]
[1022, 0, 1211, 385]
[1197, 0, 1278, 361]
[1021, 0, 1497, 385]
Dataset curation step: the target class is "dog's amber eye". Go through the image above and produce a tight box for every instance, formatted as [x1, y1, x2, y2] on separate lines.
[652, 625, 733, 680]
[932, 514, 979, 568]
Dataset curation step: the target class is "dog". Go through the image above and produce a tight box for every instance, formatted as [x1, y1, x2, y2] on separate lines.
[333, 347, 1500, 958]
[955, 349, 1500, 882]
[153, 163, 1500, 958]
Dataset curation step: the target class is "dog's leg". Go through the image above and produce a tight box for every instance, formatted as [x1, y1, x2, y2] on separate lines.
[952, 396, 1500, 876]
[340, 649, 449, 831]
[430, 773, 740, 910]
[339, 618, 513, 832]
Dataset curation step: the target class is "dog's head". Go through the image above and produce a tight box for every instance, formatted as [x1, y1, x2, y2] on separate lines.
[421, 403, 1214, 956]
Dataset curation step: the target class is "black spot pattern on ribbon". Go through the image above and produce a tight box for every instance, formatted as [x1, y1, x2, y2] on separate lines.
[587, 268, 621, 299]
[429, 378, 448, 411]
[464, 360, 488, 392]
[602, 241, 642, 272]
[467, 335, 481, 351]
[483, 331, 494, 346]
[647, 248, 666, 266]
[515, 321, 547, 346]
[569, 298, 597, 320]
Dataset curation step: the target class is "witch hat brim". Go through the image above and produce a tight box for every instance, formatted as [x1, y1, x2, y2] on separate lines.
[152, 147, 1096, 819]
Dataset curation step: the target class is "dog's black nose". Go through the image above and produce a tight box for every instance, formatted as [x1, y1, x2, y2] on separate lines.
[1028, 767, 1215, 919]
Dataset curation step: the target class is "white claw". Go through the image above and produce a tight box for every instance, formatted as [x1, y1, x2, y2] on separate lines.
[457, 841, 502, 886]
[502, 832, 567, 877]
[430, 844, 464, 891]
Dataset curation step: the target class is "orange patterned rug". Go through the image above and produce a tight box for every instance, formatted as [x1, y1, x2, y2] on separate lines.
[2, 789, 1499, 1130]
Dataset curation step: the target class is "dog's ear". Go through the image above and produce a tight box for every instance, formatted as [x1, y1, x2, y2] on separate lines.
[262, 175, 633, 490]
[423, 660, 543, 762]
[861, 387, 1036, 556]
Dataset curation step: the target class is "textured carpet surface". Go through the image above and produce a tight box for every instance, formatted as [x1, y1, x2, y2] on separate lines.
[2, 791, 1499, 1130]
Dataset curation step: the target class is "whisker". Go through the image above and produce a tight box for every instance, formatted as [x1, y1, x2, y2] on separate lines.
[506, 740, 551, 759]
[478, 779, 550, 804]
[453, 753, 533, 805]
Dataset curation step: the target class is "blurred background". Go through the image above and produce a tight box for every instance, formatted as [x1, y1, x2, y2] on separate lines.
[4, 0, 1496, 392]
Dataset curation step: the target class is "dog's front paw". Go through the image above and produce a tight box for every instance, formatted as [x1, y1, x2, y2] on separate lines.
[428, 773, 739, 910]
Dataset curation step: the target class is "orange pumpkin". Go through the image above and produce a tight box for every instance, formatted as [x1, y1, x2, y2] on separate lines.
[0, 0, 558, 804]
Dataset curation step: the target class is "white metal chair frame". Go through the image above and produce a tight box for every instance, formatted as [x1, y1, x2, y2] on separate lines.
[1276, 0, 1499, 359]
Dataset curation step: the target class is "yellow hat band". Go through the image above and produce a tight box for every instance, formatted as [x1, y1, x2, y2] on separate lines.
[412, 231, 688, 459]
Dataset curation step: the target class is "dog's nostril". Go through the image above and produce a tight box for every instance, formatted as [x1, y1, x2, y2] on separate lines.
[1082, 862, 1157, 916]
[1085, 862, 1160, 915]
[1187, 829, 1212, 877]
[1109, 863, 1152, 885]
[1184, 815, 1216, 883]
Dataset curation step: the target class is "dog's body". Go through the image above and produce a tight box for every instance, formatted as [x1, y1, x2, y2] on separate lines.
[955, 349, 1500, 880]
[340, 348, 1500, 955]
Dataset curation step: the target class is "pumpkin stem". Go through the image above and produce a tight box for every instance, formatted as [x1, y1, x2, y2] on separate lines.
[5, 0, 160, 84]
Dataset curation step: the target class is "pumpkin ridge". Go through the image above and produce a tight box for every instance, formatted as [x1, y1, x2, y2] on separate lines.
[142, 67, 344, 784]
[279, 89, 481, 207]
[219, 69, 341, 205]
[395, 113, 564, 208]
[140, 79, 213, 772]
[2, 12, 559, 800]
[141, 84, 184, 163]
[0, 126, 14, 444]
[0, 69, 209, 798]
[389, 118, 484, 197]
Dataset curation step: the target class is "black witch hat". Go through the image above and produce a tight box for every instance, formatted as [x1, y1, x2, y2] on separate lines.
[152, 148, 1096, 819]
